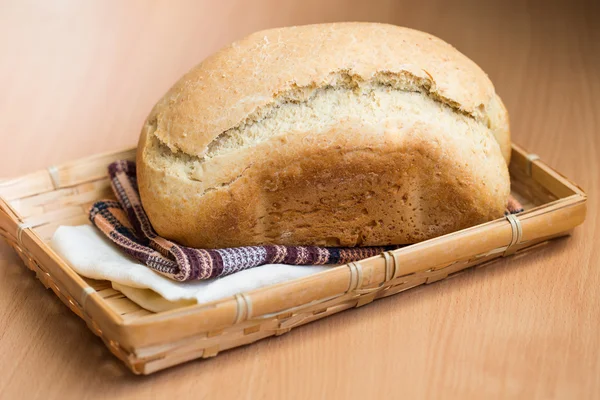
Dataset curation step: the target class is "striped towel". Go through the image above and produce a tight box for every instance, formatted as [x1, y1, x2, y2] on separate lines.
[89, 160, 523, 282]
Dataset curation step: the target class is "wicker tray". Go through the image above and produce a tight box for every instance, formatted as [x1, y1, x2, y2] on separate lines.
[0, 144, 587, 374]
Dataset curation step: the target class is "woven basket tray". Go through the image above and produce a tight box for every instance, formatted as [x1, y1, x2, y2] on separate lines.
[0, 144, 587, 374]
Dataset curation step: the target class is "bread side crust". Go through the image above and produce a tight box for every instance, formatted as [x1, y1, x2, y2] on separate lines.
[138, 88, 510, 248]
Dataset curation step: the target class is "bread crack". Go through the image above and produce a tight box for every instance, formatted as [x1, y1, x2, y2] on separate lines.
[204, 71, 486, 159]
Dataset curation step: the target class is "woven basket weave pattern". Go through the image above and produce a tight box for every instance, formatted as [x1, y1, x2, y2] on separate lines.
[0, 144, 587, 374]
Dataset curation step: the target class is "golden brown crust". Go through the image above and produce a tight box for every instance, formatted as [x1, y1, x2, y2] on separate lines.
[149, 22, 510, 160]
[488, 93, 512, 162]
[137, 22, 512, 249]
[138, 95, 510, 248]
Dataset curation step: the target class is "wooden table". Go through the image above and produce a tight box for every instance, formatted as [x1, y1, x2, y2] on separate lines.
[1, 1, 598, 398]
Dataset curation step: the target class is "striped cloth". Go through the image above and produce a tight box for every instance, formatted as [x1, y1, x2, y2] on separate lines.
[89, 160, 523, 282]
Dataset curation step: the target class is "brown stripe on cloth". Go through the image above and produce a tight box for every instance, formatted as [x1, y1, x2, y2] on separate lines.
[88, 161, 523, 282]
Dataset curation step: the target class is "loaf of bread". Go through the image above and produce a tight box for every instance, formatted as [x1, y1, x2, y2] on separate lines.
[137, 22, 511, 249]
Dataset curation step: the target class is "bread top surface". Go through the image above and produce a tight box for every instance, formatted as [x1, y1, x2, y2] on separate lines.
[148, 22, 510, 162]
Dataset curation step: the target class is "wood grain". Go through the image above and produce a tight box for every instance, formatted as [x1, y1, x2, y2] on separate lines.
[0, 0, 599, 398]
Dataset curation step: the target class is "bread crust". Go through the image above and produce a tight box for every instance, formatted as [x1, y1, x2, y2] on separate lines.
[137, 22, 511, 249]
[148, 22, 510, 161]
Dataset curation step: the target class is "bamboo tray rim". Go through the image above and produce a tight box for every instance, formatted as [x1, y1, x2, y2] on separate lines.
[125, 192, 587, 324]
[0, 142, 588, 373]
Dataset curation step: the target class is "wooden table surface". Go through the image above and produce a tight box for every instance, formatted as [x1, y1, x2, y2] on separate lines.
[1, 1, 599, 398]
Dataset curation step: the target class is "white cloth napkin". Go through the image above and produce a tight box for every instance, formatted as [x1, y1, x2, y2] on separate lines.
[50, 225, 329, 312]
